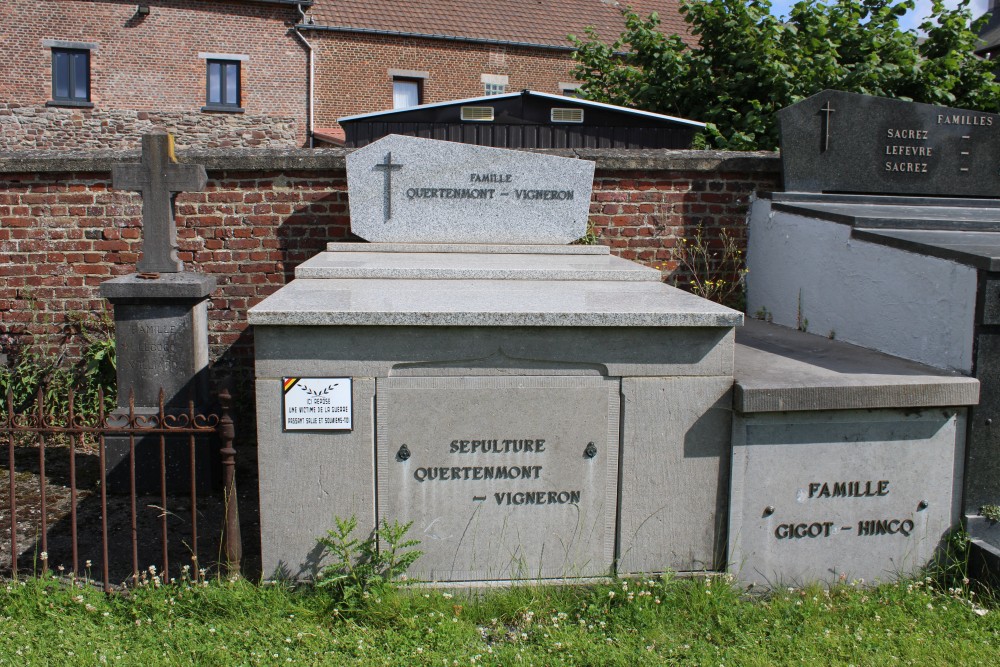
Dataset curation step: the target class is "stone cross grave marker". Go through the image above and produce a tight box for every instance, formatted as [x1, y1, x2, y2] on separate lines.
[112, 132, 208, 273]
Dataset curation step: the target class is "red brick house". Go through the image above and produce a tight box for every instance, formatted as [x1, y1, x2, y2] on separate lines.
[2, 0, 310, 150]
[1, 0, 685, 150]
[302, 0, 687, 145]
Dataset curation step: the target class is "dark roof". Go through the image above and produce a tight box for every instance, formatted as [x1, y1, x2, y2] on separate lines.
[303, 0, 688, 49]
[978, 9, 1000, 55]
[338, 89, 704, 127]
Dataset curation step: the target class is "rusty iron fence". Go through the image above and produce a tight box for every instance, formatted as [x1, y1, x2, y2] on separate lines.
[1, 387, 240, 592]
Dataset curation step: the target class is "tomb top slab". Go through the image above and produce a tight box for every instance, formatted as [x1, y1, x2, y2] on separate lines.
[247, 278, 741, 328]
[100, 272, 217, 301]
[294, 250, 661, 282]
[346, 135, 594, 244]
[850, 229, 1000, 272]
[325, 242, 610, 255]
[735, 320, 980, 413]
[771, 200, 1000, 232]
[779, 90, 1000, 197]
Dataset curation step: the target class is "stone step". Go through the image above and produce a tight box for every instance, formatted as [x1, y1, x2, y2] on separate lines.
[295, 249, 662, 282]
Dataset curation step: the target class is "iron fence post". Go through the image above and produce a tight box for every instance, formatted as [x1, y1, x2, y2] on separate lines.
[218, 390, 241, 576]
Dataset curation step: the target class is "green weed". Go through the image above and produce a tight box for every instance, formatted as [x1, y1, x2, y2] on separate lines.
[314, 516, 422, 610]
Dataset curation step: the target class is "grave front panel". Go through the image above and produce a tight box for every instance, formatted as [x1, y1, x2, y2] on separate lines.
[729, 408, 965, 587]
[376, 376, 619, 581]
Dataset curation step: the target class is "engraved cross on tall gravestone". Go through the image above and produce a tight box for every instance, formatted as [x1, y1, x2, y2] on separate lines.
[111, 132, 208, 273]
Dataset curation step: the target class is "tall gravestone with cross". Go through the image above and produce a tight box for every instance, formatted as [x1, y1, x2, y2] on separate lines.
[100, 131, 217, 492]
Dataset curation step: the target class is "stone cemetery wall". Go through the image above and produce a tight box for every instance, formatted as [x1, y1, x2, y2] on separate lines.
[0, 147, 779, 397]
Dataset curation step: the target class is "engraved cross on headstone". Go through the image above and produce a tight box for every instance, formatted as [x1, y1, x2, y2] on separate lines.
[820, 100, 835, 152]
[373, 151, 404, 222]
[112, 132, 208, 273]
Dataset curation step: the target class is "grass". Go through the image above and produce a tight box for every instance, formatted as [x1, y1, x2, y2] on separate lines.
[0, 571, 997, 666]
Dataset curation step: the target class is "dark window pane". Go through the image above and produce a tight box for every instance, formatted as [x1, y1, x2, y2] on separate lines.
[53, 51, 69, 99]
[225, 63, 238, 105]
[52, 48, 88, 102]
[72, 53, 88, 99]
[208, 62, 221, 104]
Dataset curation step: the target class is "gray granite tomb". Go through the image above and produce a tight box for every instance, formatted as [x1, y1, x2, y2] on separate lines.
[250, 136, 740, 581]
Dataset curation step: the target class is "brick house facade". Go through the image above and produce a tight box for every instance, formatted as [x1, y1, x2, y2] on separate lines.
[302, 0, 687, 144]
[2, 0, 309, 150]
[1, 0, 686, 149]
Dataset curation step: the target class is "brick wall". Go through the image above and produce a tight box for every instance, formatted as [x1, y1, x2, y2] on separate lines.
[2, 0, 307, 149]
[311, 32, 581, 131]
[0, 147, 780, 418]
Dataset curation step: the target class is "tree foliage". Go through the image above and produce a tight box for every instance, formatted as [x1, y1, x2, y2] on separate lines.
[570, 0, 999, 150]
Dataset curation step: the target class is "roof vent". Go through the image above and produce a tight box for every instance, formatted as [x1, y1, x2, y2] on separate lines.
[551, 108, 584, 123]
[461, 106, 495, 122]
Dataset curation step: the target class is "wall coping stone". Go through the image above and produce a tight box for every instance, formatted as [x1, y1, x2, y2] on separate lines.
[0, 148, 781, 175]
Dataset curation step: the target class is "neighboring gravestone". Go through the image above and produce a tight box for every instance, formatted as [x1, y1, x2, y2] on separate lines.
[778, 90, 1000, 197]
[346, 134, 594, 244]
[729, 322, 975, 586]
[101, 132, 216, 493]
[745, 91, 996, 583]
[250, 134, 741, 581]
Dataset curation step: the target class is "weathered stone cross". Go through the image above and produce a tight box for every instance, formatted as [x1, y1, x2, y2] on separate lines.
[112, 132, 208, 273]
[373, 152, 403, 222]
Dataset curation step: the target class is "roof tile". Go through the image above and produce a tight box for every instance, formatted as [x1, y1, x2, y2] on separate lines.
[305, 0, 689, 48]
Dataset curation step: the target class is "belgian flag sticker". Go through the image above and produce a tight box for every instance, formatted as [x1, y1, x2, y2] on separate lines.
[283, 377, 299, 394]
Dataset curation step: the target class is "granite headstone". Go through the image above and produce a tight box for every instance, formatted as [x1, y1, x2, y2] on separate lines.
[779, 90, 1000, 197]
[346, 134, 595, 244]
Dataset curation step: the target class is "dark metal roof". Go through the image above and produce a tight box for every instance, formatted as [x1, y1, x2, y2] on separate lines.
[976, 9, 1000, 55]
[338, 90, 705, 149]
[339, 90, 704, 128]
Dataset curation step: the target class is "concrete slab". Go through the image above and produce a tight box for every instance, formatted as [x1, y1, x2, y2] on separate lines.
[248, 279, 742, 328]
[729, 408, 966, 588]
[257, 378, 377, 580]
[772, 201, 1000, 231]
[852, 228, 1000, 272]
[735, 320, 979, 413]
[376, 376, 619, 581]
[295, 250, 661, 282]
[618, 376, 734, 574]
[325, 243, 611, 255]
